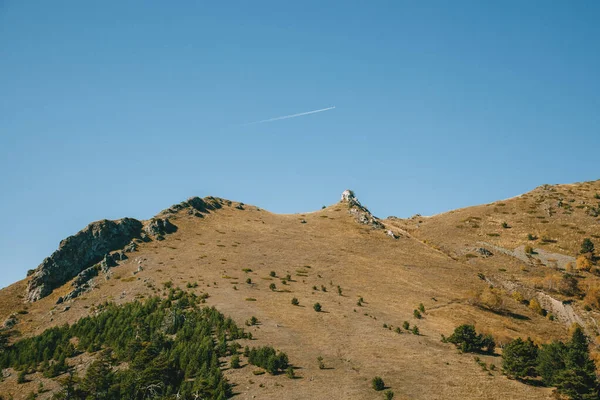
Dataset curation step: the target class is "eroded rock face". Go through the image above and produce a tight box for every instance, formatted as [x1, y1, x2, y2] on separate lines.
[341, 189, 386, 230]
[26, 218, 143, 302]
[161, 196, 223, 216]
[25, 196, 224, 303]
[145, 218, 177, 238]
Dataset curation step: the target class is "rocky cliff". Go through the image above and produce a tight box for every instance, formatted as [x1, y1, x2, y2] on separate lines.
[25, 196, 225, 302]
[26, 218, 143, 302]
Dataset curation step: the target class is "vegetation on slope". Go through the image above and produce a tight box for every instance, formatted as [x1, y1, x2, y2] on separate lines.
[0, 289, 288, 399]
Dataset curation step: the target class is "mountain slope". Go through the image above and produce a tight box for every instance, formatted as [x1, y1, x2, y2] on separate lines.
[1, 185, 598, 399]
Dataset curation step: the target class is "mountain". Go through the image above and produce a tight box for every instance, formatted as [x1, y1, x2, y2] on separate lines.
[1, 181, 599, 399]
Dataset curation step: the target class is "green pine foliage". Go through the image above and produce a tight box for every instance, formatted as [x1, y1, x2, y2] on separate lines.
[537, 326, 599, 399]
[501, 337, 538, 379]
[372, 376, 385, 391]
[247, 346, 289, 375]
[445, 324, 495, 354]
[0, 290, 263, 399]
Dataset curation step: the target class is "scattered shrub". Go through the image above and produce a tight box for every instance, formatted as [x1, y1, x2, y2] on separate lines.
[524, 245, 534, 255]
[446, 324, 495, 354]
[581, 238, 595, 255]
[576, 255, 593, 272]
[269, 283, 276, 291]
[230, 355, 241, 369]
[286, 366, 295, 379]
[313, 303, 322, 312]
[372, 376, 385, 391]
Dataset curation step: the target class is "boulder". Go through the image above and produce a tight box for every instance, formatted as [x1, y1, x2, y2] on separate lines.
[476, 248, 493, 258]
[145, 218, 177, 238]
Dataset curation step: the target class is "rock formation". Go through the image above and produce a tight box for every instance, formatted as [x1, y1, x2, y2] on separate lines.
[341, 190, 386, 230]
[26, 218, 143, 302]
[25, 196, 225, 302]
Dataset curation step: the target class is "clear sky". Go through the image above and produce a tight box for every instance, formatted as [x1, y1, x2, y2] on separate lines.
[1, 1, 599, 289]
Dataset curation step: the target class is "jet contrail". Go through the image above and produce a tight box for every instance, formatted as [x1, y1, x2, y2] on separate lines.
[242, 106, 335, 125]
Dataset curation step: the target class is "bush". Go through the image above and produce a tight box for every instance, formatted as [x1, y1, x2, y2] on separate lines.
[576, 255, 593, 272]
[524, 245, 534, 254]
[502, 337, 538, 379]
[502, 222, 510, 229]
[317, 356, 325, 369]
[527, 233, 537, 241]
[446, 324, 495, 354]
[384, 390, 394, 399]
[411, 326, 420, 335]
[247, 346, 289, 375]
[286, 366, 295, 379]
[529, 298, 544, 315]
[230, 355, 241, 369]
[269, 283, 276, 291]
[402, 321, 410, 330]
[372, 376, 385, 391]
[413, 310, 422, 319]
[472, 287, 504, 312]
[313, 303, 322, 312]
[581, 238, 595, 255]
[291, 297, 299, 306]
[270, 271, 276, 277]
[418, 303, 425, 313]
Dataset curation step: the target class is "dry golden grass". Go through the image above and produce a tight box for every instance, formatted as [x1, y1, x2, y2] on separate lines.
[2, 182, 599, 399]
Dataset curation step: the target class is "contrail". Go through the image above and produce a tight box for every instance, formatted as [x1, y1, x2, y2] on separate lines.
[241, 106, 335, 125]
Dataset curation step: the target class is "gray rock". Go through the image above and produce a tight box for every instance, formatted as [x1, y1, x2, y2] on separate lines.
[476, 248, 493, 257]
[342, 189, 386, 230]
[73, 266, 98, 287]
[386, 230, 399, 239]
[145, 218, 177, 238]
[125, 241, 138, 253]
[100, 253, 117, 272]
[26, 218, 143, 302]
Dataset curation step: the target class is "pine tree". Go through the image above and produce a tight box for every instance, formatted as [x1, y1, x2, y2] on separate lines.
[580, 238, 595, 255]
[501, 337, 538, 379]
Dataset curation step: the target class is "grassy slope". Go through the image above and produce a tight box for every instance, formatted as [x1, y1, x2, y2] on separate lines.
[4, 183, 599, 399]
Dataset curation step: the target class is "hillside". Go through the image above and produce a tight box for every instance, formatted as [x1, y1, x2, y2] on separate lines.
[1, 183, 599, 399]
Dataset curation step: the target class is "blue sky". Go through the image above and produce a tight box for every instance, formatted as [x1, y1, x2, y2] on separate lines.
[1, 1, 599, 288]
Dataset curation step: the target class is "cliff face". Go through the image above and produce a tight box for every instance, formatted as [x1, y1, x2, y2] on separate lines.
[26, 218, 143, 302]
[24, 196, 224, 302]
